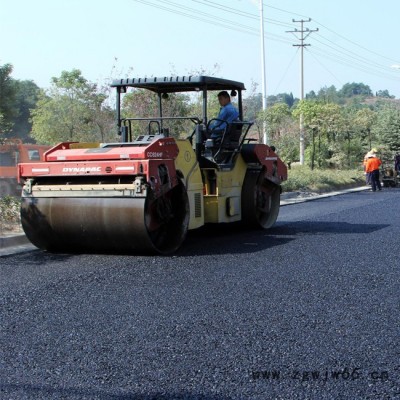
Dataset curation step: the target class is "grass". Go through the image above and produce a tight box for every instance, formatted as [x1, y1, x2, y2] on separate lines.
[281, 166, 366, 193]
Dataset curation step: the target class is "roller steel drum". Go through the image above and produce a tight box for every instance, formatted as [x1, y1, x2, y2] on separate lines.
[21, 182, 189, 254]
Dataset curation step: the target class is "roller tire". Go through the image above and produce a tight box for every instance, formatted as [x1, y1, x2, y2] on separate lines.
[241, 169, 281, 229]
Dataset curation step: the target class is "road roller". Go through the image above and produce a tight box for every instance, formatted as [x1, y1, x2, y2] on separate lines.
[18, 76, 287, 254]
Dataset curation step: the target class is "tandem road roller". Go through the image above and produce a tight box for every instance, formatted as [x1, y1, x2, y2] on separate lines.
[18, 76, 287, 254]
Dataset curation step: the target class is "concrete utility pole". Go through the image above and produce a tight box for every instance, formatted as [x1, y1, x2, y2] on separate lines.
[259, 0, 268, 144]
[286, 19, 318, 165]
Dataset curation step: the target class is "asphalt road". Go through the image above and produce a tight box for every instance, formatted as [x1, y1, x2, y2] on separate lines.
[1, 188, 399, 399]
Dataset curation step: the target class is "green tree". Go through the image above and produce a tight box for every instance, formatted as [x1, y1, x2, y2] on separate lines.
[306, 90, 317, 100]
[31, 69, 114, 144]
[317, 85, 340, 104]
[352, 107, 377, 150]
[372, 102, 400, 154]
[259, 103, 292, 143]
[256, 103, 298, 165]
[330, 106, 364, 168]
[273, 127, 299, 168]
[310, 103, 343, 168]
[339, 82, 372, 98]
[243, 92, 262, 122]
[122, 89, 192, 139]
[319, 103, 342, 143]
[267, 92, 295, 108]
[0, 63, 17, 134]
[293, 100, 324, 169]
[10, 80, 40, 141]
[376, 89, 394, 99]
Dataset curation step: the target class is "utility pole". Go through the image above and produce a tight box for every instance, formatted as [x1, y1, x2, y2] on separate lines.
[287, 19, 318, 165]
[259, 0, 268, 144]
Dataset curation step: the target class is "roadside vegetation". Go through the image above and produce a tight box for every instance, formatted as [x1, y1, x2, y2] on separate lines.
[282, 165, 365, 193]
[0, 195, 21, 233]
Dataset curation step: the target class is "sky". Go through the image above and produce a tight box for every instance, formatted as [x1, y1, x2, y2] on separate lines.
[1, 0, 400, 100]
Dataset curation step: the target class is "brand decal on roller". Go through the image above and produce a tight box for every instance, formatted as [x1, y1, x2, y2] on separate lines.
[62, 167, 101, 173]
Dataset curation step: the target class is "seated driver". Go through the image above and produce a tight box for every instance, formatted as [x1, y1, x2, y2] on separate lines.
[206, 91, 239, 141]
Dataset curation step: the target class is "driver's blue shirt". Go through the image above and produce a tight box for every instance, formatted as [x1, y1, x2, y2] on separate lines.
[209, 102, 239, 136]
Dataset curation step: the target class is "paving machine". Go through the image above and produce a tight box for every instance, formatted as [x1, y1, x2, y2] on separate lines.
[18, 76, 287, 254]
[382, 167, 400, 187]
[382, 154, 400, 187]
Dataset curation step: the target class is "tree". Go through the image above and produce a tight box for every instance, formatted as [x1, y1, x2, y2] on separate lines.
[329, 106, 364, 168]
[272, 127, 299, 168]
[293, 100, 324, 169]
[10, 80, 40, 141]
[30, 69, 114, 144]
[0, 63, 17, 134]
[317, 85, 340, 104]
[307, 103, 342, 168]
[319, 103, 343, 143]
[376, 90, 394, 99]
[306, 90, 317, 100]
[372, 102, 400, 154]
[122, 89, 192, 139]
[339, 82, 372, 98]
[267, 92, 295, 108]
[259, 103, 291, 143]
[352, 107, 377, 150]
[243, 92, 262, 122]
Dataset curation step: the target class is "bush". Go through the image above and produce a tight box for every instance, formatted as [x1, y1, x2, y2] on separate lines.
[0, 196, 21, 231]
[282, 165, 365, 192]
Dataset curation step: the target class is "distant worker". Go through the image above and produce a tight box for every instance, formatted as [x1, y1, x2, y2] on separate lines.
[207, 91, 239, 140]
[363, 148, 378, 185]
[365, 151, 382, 191]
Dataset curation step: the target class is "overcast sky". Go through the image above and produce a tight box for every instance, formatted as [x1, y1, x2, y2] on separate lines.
[1, 0, 400, 98]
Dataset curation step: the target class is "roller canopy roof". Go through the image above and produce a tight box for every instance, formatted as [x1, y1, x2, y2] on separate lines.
[111, 76, 246, 93]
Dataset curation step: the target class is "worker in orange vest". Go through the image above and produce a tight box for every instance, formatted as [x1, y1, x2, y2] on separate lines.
[365, 152, 382, 191]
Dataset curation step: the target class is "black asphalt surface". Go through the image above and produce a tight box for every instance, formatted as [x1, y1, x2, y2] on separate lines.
[1, 188, 399, 399]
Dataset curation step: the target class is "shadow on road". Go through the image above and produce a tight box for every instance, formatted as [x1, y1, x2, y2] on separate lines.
[6, 220, 389, 259]
[177, 219, 389, 257]
[272, 220, 389, 235]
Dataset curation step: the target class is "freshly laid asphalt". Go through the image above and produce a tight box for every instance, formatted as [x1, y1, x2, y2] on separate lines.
[2, 184, 399, 400]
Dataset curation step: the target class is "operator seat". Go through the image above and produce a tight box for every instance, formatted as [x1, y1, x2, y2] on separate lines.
[212, 121, 245, 164]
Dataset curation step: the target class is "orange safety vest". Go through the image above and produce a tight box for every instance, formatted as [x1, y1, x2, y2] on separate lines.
[365, 157, 382, 173]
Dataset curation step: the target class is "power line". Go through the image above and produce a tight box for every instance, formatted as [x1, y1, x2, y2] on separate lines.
[309, 46, 400, 83]
[131, 0, 257, 35]
[131, 0, 400, 94]
[312, 18, 400, 65]
[131, 0, 293, 43]
[304, 48, 343, 88]
[192, 0, 295, 29]
[272, 47, 300, 94]
[313, 33, 396, 72]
